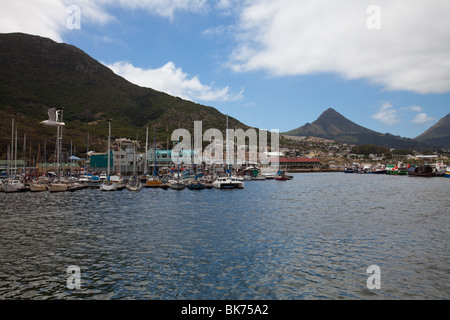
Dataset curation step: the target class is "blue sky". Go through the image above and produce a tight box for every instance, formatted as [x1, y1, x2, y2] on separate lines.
[1, 0, 449, 138]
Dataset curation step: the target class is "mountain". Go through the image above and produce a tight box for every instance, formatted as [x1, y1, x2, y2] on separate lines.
[0, 33, 250, 159]
[415, 113, 450, 148]
[284, 108, 428, 149]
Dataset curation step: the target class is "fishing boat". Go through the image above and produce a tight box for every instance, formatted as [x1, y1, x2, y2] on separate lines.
[372, 166, 386, 174]
[407, 164, 435, 177]
[385, 164, 407, 175]
[344, 167, 354, 173]
[445, 166, 450, 178]
[434, 161, 447, 177]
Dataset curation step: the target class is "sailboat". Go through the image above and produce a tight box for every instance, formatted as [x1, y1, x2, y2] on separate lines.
[187, 176, 206, 190]
[145, 126, 163, 188]
[126, 176, 142, 191]
[100, 122, 118, 191]
[47, 179, 70, 192]
[29, 179, 48, 192]
[41, 108, 69, 192]
[126, 140, 142, 191]
[168, 129, 185, 190]
[168, 167, 185, 190]
[4, 117, 26, 193]
[3, 179, 26, 193]
[211, 115, 244, 189]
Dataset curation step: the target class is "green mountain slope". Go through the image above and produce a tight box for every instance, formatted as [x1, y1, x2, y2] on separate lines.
[0, 33, 249, 159]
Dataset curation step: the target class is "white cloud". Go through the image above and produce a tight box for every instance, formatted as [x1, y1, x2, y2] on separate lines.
[107, 0, 208, 20]
[0, 0, 113, 42]
[371, 102, 401, 126]
[105, 61, 243, 102]
[229, 0, 450, 94]
[412, 113, 436, 124]
[0, 0, 208, 42]
[404, 105, 423, 113]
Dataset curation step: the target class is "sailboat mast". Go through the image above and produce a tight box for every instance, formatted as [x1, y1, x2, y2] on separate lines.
[15, 128, 17, 177]
[59, 109, 64, 177]
[226, 114, 230, 177]
[145, 126, 148, 174]
[107, 122, 111, 177]
[23, 133, 26, 174]
[10, 116, 14, 177]
[86, 132, 89, 173]
[154, 126, 157, 176]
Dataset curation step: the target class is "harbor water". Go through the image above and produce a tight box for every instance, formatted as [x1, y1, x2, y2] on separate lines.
[0, 172, 448, 299]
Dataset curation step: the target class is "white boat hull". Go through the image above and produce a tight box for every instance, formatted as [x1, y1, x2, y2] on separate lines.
[99, 183, 118, 191]
[30, 183, 48, 192]
[168, 181, 185, 190]
[212, 177, 244, 189]
[48, 183, 69, 192]
[3, 180, 25, 193]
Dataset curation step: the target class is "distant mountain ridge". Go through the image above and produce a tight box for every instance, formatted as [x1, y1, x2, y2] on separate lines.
[284, 108, 430, 149]
[415, 113, 450, 148]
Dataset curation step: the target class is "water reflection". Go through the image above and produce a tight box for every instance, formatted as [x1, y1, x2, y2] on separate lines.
[0, 173, 449, 299]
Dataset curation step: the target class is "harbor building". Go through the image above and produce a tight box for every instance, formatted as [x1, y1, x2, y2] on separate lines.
[271, 157, 321, 171]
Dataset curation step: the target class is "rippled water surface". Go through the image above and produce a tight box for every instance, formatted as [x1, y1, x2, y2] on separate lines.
[0, 173, 449, 299]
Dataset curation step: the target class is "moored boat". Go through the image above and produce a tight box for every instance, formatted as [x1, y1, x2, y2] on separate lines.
[385, 164, 407, 175]
[344, 167, 354, 173]
[187, 180, 206, 190]
[211, 176, 244, 189]
[275, 170, 293, 180]
[168, 179, 185, 190]
[47, 182, 70, 192]
[434, 161, 447, 177]
[445, 166, 450, 178]
[30, 181, 48, 192]
[99, 179, 118, 191]
[145, 177, 162, 188]
[126, 176, 142, 192]
[3, 179, 26, 193]
[407, 164, 435, 177]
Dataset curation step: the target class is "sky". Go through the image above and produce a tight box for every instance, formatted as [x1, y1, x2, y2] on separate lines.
[1, 0, 449, 138]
